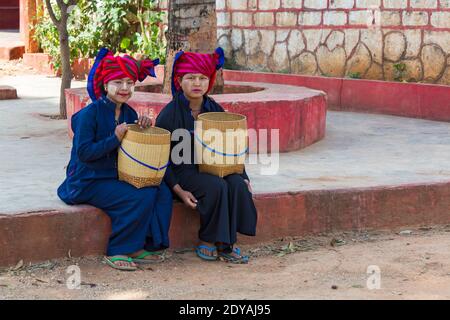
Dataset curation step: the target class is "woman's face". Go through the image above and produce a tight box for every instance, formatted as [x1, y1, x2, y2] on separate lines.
[105, 77, 135, 104]
[179, 73, 210, 99]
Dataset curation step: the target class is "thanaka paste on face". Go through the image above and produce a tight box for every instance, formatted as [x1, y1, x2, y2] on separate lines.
[106, 82, 118, 96]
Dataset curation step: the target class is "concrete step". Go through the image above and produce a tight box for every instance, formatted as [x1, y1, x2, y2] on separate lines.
[0, 44, 24, 60]
[0, 85, 17, 100]
[1, 181, 450, 267]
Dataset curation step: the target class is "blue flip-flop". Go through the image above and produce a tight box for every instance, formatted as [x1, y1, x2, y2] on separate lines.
[218, 246, 249, 264]
[195, 245, 218, 261]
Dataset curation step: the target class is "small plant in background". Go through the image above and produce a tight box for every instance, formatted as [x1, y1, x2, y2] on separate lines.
[393, 62, 407, 82]
[223, 58, 239, 71]
[278, 68, 291, 74]
[348, 72, 361, 79]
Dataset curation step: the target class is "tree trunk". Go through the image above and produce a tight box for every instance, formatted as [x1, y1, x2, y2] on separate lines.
[45, 0, 77, 119]
[163, 0, 223, 94]
[58, 27, 72, 119]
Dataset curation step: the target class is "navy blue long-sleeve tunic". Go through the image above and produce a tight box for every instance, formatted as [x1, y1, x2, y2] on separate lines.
[156, 92, 249, 190]
[57, 95, 173, 255]
[155, 92, 256, 245]
[58, 96, 138, 204]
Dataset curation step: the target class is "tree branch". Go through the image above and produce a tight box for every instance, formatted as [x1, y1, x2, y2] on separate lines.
[45, 0, 61, 27]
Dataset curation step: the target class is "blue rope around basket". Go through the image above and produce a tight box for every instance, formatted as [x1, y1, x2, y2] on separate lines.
[194, 134, 248, 157]
[119, 146, 170, 171]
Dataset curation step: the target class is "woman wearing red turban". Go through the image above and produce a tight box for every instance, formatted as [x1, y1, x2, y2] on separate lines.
[58, 48, 173, 271]
[156, 48, 258, 264]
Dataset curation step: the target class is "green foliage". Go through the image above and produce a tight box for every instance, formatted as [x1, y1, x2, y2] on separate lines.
[393, 62, 407, 82]
[31, 1, 62, 69]
[32, 0, 166, 70]
[348, 72, 361, 79]
[278, 68, 291, 74]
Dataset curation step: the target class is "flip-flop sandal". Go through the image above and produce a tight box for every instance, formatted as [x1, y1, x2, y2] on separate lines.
[195, 245, 219, 261]
[218, 247, 249, 264]
[130, 250, 165, 264]
[103, 256, 138, 271]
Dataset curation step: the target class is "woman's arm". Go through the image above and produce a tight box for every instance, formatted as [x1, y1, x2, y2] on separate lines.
[74, 108, 121, 162]
[163, 165, 179, 190]
[155, 106, 182, 190]
[241, 167, 249, 181]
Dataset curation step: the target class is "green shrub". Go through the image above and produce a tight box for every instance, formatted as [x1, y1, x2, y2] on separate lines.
[32, 0, 166, 71]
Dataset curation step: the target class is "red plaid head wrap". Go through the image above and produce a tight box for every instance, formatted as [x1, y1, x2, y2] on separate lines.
[87, 48, 159, 101]
[171, 47, 225, 96]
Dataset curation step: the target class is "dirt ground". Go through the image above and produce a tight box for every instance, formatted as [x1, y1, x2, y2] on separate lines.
[0, 59, 39, 77]
[1, 225, 450, 300]
[1, 59, 449, 300]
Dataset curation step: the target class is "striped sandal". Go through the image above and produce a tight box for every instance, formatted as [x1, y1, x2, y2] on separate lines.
[195, 245, 219, 261]
[103, 256, 138, 271]
[130, 250, 165, 264]
[218, 246, 249, 264]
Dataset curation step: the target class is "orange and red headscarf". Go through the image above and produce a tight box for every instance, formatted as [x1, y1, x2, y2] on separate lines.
[171, 47, 225, 96]
[87, 47, 159, 101]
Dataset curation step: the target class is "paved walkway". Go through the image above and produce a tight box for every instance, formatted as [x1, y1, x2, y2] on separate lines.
[1, 75, 449, 214]
[0, 30, 23, 48]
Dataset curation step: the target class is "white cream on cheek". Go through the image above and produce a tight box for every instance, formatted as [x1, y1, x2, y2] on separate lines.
[106, 82, 134, 100]
[106, 83, 118, 96]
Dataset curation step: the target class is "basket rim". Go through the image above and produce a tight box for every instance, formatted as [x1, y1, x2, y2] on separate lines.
[197, 112, 247, 122]
[127, 124, 171, 136]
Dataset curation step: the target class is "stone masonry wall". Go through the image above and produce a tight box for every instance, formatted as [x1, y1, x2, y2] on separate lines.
[216, 0, 450, 84]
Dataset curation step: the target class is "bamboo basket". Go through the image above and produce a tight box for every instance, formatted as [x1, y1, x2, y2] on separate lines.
[118, 125, 171, 188]
[195, 112, 248, 178]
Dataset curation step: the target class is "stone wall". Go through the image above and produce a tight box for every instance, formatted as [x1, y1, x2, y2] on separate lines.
[216, 0, 450, 84]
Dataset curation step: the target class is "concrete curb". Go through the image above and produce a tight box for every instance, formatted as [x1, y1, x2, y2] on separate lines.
[2, 181, 450, 267]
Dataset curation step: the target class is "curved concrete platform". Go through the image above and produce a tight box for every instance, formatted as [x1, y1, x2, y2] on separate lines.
[1, 75, 450, 267]
[224, 70, 450, 122]
[65, 81, 327, 153]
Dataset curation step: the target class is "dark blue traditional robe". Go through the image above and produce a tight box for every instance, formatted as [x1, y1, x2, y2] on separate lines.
[156, 92, 257, 245]
[57, 95, 173, 255]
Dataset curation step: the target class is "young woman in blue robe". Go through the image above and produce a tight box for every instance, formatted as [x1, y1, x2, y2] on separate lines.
[57, 48, 173, 271]
[156, 48, 258, 264]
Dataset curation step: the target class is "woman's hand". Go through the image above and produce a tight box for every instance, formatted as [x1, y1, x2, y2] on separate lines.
[135, 115, 154, 129]
[244, 179, 253, 193]
[115, 122, 128, 142]
[179, 190, 198, 209]
[173, 184, 198, 209]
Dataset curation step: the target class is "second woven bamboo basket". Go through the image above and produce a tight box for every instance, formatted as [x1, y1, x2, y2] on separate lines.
[195, 112, 248, 178]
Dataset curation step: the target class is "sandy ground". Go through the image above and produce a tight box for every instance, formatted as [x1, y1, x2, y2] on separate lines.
[0, 59, 39, 77]
[1, 226, 450, 300]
